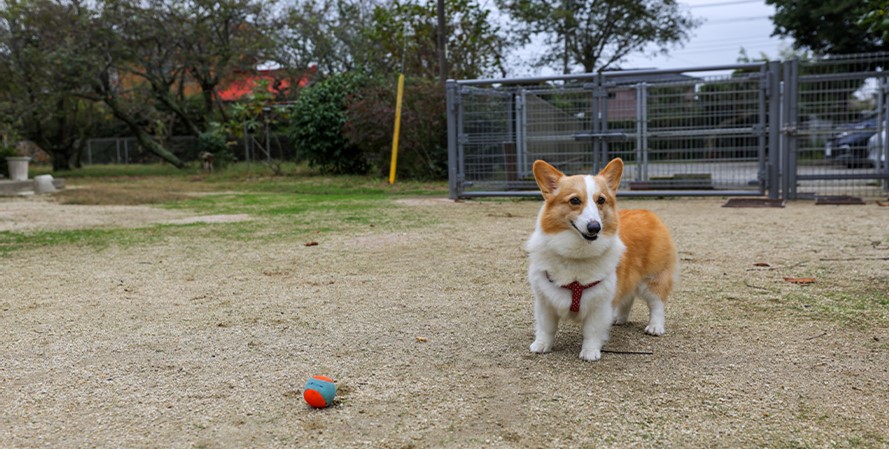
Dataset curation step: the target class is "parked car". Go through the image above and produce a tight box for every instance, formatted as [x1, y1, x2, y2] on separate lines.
[866, 130, 888, 169]
[824, 117, 877, 168]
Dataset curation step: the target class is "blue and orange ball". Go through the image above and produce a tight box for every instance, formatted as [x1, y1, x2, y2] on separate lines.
[303, 375, 336, 408]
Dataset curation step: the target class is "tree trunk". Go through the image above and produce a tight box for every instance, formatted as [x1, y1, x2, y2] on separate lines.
[156, 91, 202, 136]
[50, 147, 75, 171]
[131, 126, 184, 168]
[563, 35, 570, 74]
[105, 99, 186, 168]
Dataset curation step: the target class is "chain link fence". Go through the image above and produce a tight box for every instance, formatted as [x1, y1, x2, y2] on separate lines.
[83, 133, 300, 166]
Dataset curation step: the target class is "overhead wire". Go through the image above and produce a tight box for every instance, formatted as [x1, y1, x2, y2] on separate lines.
[688, 0, 762, 8]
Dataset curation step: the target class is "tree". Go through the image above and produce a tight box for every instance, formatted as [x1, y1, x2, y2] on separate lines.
[276, 0, 381, 76]
[177, 0, 277, 123]
[279, 0, 507, 80]
[0, 0, 101, 170]
[858, 0, 889, 45]
[766, 0, 888, 55]
[104, 0, 202, 137]
[61, 0, 186, 167]
[367, 0, 508, 79]
[497, 0, 699, 74]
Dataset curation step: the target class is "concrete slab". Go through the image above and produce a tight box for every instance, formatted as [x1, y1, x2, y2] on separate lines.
[0, 178, 65, 196]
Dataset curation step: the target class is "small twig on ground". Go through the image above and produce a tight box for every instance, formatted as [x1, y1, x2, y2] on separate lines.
[601, 349, 654, 355]
[805, 332, 827, 341]
[744, 281, 770, 290]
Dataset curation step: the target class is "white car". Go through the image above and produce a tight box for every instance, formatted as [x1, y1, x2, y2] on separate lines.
[866, 130, 888, 169]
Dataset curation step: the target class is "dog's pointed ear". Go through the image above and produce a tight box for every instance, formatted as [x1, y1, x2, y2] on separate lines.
[533, 160, 564, 199]
[598, 158, 624, 193]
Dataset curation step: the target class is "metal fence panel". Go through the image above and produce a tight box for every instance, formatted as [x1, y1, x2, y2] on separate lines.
[455, 87, 517, 194]
[787, 53, 889, 199]
[627, 69, 766, 194]
[451, 63, 771, 198]
[450, 54, 889, 199]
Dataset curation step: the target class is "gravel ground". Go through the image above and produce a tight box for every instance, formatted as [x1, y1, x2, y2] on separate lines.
[1, 196, 888, 448]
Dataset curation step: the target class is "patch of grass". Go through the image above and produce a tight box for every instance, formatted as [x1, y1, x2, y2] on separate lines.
[0, 221, 265, 255]
[37, 163, 189, 178]
[783, 286, 889, 328]
[55, 183, 194, 205]
[48, 163, 446, 207]
[3, 162, 446, 255]
[0, 227, 158, 254]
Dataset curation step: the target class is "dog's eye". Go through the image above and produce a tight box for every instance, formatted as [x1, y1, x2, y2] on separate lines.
[569, 197, 582, 206]
[597, 196, 606, 205]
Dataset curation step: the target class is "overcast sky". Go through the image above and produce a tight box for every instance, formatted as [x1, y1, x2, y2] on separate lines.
[503, 0, 792, 76]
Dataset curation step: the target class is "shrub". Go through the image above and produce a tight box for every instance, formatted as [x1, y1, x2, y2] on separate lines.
[288, 71, 373, 175]
[344, 77, 447, 180]
[197, 122, 234, 166]
[0, 144, 18, 178]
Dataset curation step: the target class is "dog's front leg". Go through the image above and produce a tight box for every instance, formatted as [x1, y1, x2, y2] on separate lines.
[529, 295, 558, 354]
[579, 300, 613, 361]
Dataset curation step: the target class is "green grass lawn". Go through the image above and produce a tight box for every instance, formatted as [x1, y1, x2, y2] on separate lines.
[2, 162, 448, 254]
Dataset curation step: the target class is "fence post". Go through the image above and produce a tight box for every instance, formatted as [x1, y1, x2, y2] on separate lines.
[636, 82, 649, 183]
[516, 90, 527, 179]
[882, 79, 889, 191]
[599, 73, 610, 170]
[446, 80, 460, 200]
[782, 59, 799, 200]
[768, 61, 781, 199]
[243, 123, 250, 164]
[590, 74, 604, 172]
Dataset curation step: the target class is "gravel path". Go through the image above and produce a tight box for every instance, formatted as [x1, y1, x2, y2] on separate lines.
[1, 196, 887, 448]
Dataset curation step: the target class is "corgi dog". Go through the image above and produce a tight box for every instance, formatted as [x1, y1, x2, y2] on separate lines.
[526, 158, 678, 361]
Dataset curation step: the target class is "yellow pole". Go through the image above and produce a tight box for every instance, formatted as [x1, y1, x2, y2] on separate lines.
[389, 73, 405, 184]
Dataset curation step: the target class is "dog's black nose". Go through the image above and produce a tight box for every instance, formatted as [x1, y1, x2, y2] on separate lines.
[587, 221, 601, 234]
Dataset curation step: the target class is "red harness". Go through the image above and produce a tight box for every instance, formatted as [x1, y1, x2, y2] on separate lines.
[563, 280, 602, 312]
[546, 272, 602, 313]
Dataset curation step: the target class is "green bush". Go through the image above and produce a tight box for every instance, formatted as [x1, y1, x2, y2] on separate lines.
[288, 71, 373, 175]
[344, 77, 447, 180]
[0, 145, 18, 178]
[197, 122, 234, 166]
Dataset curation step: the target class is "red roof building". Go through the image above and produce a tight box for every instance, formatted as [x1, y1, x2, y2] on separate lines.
[216, 66, 317, 102]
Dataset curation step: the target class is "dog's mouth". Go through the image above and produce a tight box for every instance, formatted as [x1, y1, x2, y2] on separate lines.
[571, 222, 598, 241]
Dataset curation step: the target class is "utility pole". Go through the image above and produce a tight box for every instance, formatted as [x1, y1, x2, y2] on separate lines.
[437, 0, 447, 86]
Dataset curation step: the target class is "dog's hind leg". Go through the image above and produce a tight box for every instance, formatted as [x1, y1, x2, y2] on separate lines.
[640, 270, 674, 336]
[612, 294, 635, 325]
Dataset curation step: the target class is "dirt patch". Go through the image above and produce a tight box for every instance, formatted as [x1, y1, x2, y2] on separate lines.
[162, 214, 252, 225]
[0, 196, 191, 232]
[393, 197, 459, 207]
[0, 196, 251, 232]
[1, 196, 887, 448]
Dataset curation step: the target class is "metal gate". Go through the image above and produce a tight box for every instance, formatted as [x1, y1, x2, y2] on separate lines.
[447, 63, 775, 199]
[783, 53, 889, 199]
[447, 54, 889, 200]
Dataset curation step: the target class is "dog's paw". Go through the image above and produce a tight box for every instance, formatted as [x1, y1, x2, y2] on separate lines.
[578, 348, 601, 362]
[644, 323, 665, 336]
[612, 316, 628, 326]
[529, 340, 552, 354]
